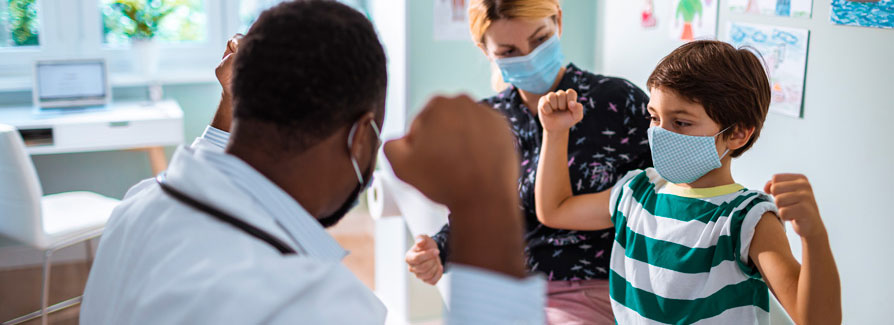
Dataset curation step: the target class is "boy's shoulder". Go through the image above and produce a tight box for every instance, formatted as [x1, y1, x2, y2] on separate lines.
[609, 168, 663, 213]
[613, 168, 665, 191]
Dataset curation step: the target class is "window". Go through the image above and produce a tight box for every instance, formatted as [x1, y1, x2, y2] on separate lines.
[0, 0, 40, 47]
[238, 0, 367, 33]
[0, 0, 369, 90]
[100, 0, 207, 47]
[238, 0, 285, 33]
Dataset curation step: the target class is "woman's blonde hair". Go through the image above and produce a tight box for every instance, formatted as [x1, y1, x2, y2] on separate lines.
[468, 0, 561, 91]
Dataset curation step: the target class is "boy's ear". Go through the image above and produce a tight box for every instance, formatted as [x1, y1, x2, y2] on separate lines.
[726, 125, 755, 151]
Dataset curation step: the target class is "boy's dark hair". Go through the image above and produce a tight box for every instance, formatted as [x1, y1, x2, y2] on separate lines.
[647, 40, 771, 158]
[231, 0, 387, 153]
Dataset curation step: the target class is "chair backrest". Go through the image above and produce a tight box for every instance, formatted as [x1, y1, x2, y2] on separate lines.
[0, 124, 44, 246]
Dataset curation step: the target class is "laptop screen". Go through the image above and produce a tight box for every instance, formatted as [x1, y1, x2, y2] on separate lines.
[37, 61, 107, 102]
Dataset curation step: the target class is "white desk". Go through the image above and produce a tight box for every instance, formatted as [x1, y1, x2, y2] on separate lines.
[0, 100, 184, 174]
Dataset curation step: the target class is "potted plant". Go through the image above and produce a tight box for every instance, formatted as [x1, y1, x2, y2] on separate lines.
[107, 0, 177, 76]
[6, 0, 40, 46]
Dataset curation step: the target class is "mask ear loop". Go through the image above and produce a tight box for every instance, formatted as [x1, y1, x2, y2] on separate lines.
[348, 119, 383, 185]
[715, 126, 734, 160]
[348, 122, 365, 184]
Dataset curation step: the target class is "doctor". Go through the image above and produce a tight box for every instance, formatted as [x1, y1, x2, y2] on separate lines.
[80, 1, 544, 324]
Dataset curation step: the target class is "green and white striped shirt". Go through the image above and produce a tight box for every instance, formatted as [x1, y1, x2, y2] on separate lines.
[608, 168, 778, 324]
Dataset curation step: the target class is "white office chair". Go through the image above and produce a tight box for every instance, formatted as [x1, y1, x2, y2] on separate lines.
[0, 124, 119, 325]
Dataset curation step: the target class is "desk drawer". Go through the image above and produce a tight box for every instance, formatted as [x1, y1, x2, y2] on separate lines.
[33, 117, 183, 154]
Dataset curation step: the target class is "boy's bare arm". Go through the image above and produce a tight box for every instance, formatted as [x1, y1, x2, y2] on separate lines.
[534, 89, 613, 231]
[750, 174, 841, 324]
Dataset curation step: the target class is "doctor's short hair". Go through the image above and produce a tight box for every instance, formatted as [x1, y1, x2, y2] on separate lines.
[231, 0, 387, 153]
[646, 40, 771, 158]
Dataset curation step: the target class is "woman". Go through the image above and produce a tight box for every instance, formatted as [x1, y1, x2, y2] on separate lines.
[404, 0, 652, 323]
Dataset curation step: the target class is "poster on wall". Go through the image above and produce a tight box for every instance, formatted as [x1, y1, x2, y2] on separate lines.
[433, 0, 469, 41]
[830, 0, 894, 29]
[729, 0, 814, 18]
[670, 0, 719, 41]
[727, 22, 810, 118]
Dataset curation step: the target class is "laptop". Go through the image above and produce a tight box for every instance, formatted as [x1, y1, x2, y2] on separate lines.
[33, 59, 110, 109]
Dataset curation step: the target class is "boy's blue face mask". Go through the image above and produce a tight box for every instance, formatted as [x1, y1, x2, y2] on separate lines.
[647, 126, 731, 184]
[494, 34, 565, 94]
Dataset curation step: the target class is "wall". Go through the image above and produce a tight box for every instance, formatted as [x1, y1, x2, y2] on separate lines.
[407, 0, 598, 118]
[598, 0, 894, 323]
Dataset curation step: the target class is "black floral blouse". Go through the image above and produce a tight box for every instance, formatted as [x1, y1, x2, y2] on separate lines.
[432, 63, 653, 281]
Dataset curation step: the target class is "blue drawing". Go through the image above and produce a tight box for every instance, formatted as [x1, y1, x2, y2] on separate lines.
[727, 23, 810, 118]
[776, 0, 792, 16]
[830, 0, 894, 29]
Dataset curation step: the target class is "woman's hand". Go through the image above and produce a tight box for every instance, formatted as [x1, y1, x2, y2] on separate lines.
[405, 235, 443, 285]
[538, 89, 584, 133]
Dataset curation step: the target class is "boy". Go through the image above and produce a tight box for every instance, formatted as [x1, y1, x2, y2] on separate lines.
[533, 40, 841, 324]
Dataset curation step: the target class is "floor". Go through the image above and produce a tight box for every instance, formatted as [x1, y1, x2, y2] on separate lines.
[0, 209, 376, 324]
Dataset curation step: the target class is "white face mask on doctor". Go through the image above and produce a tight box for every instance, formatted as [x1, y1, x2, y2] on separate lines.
[317, 119, 381, 228]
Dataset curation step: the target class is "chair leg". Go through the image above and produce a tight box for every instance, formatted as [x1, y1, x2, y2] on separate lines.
[40, 249, 53, 325]
[4, 235, 102, 325]
[84, 239, 94, 271]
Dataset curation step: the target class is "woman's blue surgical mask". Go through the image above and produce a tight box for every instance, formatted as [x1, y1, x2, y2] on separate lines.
[494, 34, 565, 94]
[647, 126, 731, 184]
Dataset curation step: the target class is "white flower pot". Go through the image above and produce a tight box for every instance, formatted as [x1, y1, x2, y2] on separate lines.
[132, 38, 160, 77]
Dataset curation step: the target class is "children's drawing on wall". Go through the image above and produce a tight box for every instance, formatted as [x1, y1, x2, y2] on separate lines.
[728, 22, 810, 118]
[729, 0, 814, 17]
[670, 0, 719, 41]
[642, 0, 657, 28]
[830, 0, 894, 29]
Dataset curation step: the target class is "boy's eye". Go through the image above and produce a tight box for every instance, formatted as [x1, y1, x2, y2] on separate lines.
[499, 49, 516, 56]
[647, 115, 658, 122]
[674, 120, 691, 127]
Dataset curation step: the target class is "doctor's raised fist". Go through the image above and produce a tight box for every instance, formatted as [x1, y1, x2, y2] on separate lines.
[538, 89, 584, 132]
[384, 95, 519, 209]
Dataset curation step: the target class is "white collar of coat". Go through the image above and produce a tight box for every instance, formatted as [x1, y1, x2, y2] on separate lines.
[164, 145, 347, 261]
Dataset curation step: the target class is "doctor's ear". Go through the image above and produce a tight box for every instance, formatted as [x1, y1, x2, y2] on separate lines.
[725, 125, 755, 151]
[348, 112, 378, 160]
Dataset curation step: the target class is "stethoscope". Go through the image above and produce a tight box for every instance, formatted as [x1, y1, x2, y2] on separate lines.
[155, 172, 297, 255]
